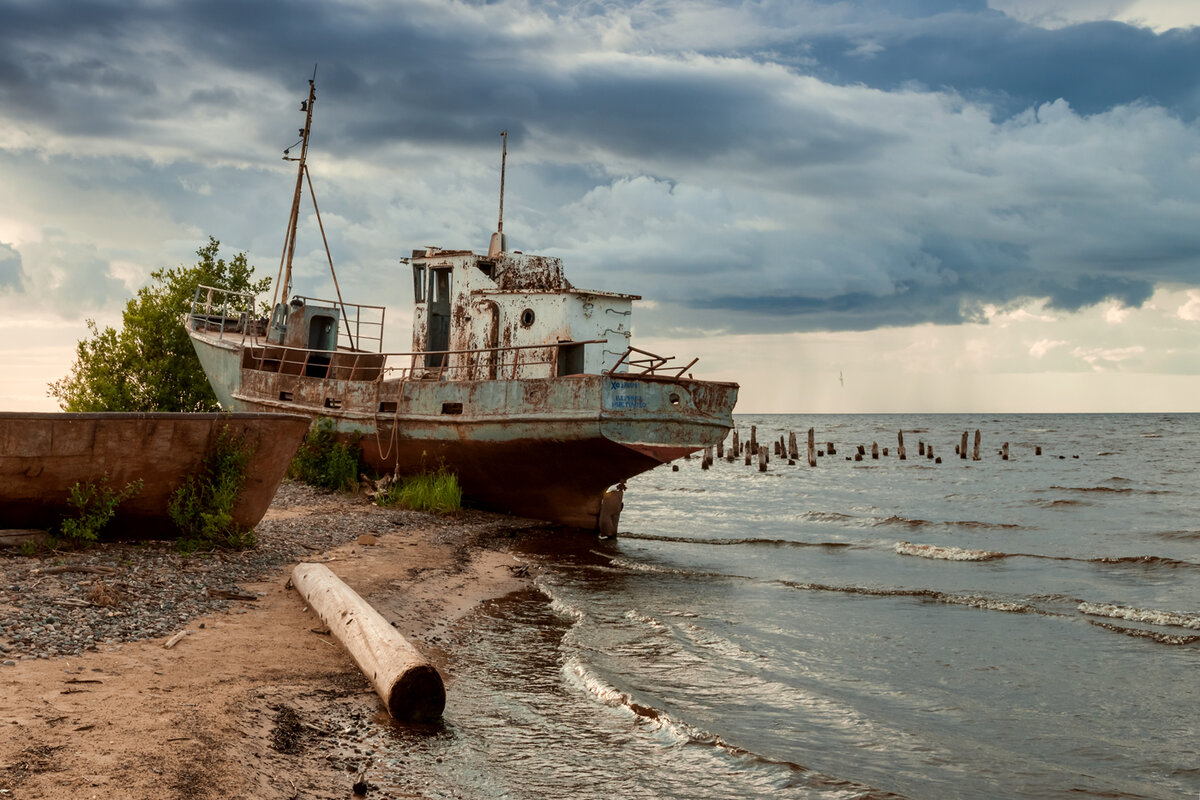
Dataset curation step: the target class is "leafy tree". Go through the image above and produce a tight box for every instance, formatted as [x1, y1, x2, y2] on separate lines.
[49, 237, 272, 412]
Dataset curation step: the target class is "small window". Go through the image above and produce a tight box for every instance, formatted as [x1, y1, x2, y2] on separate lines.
[279, 391, 293, 402]
[430, 268, 452, 305]
[378, 401, 397, 413]
[412, 265, 426, 303]
[324, 397, 342, 409]
[520, 308, 535, 327]
[441, 402, 463, 415]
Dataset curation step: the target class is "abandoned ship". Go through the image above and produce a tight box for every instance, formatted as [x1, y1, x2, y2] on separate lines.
[186, 77, 738, 530]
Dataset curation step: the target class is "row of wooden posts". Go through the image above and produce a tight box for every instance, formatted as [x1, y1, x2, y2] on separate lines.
[693, 426, 1044, 472]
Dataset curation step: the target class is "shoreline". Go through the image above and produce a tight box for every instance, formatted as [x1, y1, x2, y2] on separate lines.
[0, 482, 543, 799]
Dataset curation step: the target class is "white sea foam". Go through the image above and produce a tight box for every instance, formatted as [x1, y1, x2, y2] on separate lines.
[624, 609, 667, 631]
[1077, 602, 1200, 630]
[894, 541, 1005, 561]
[607, 556, 676, 574]
[941, 594, 1033, 614]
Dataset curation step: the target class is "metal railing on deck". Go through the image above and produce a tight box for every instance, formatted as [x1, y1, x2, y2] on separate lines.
[242, 339, 609, 383]
[188, 285, 261, 340]
[292, 294, 386, 353]
[606, 347, 698, 378]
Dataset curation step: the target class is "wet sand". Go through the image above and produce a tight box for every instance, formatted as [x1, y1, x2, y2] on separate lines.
[0, 486, 538, 799]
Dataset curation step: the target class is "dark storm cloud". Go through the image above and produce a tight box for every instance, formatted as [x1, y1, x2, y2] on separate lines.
[802, 16, 1200, 119]
[0, 242, 26, 291]
[2, 0, 1198, 335]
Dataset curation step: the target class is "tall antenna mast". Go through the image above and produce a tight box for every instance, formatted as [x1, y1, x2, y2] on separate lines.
[488, 130, 508, 258]
[273, 66, 318, 307]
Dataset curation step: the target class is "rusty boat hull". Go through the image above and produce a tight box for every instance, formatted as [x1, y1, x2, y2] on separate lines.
[0, 412, 311, 536]
[188, 327, 737, 528]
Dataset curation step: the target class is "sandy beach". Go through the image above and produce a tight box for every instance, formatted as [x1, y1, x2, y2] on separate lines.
[0, 483, 539, 799]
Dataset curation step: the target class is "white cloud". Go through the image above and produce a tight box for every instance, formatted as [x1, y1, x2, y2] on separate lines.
[990, 0, 1200, 31]
[1178, 289, 1200, 321]
[1029, 338, 1069, 358]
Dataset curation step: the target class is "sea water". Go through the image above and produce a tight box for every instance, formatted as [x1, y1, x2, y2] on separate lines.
[375, 414, 1200, 799]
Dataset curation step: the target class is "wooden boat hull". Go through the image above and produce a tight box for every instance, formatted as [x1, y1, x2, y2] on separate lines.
[0, 412, 311, 537]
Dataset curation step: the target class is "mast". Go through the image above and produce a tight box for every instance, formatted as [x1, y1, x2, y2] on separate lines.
[488, 130, 508, 258]
[273, 71, 317, 308]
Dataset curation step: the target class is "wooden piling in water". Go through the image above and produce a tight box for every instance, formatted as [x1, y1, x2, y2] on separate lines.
[972, 429, 981, 461]
[926, 444, 933, 460]
[702, 447, 713, 470]
[758, 444, 768, 472]
[960, 431, 968, 460]
[807, 428, 816, 467]
[1035, 445, 1042, 456]
[750, 425, 757, 456]
[871, 442, 879, 460]
[789, 431, 799, 460]
[717, 439, 724, 459]
[1002, 442, 1009, 461]
[826, 442, 836, 456]
[918, 440, 925, 456]
[898, 430, 906, 460]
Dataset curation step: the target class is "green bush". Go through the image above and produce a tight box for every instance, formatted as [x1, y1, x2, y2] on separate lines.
[377, 468, 462, 514]
[169, 427, 256, 552]
[287, 418, 361, 492]
[57, 476, 144, 546]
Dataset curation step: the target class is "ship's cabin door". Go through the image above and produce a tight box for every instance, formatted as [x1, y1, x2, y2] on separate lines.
[426, 267, 452, 369]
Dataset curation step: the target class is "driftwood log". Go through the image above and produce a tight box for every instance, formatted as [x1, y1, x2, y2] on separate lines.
[291, 562, 446, 721]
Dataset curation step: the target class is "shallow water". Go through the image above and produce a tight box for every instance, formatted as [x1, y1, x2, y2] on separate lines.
[374, 414, 1200, 799]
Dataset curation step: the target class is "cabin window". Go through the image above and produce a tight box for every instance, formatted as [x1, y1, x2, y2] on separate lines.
[557, 342, 585, 376]
[441, 402, 463, 415]
[378, 401, 398, 413]
[279, 391, 293, 402]
[412, 265, 427, 303]
[520, 308, 535, 328]
[324, 397, 342, 409]
[430, 267, 452, 305]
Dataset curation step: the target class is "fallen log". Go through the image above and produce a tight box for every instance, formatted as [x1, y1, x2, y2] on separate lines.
[291, 562, 445, 721]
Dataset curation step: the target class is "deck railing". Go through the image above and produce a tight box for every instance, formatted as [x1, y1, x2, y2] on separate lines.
[188, 285, 262, 341]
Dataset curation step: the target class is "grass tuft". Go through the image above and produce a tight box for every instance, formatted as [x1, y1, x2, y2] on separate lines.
[56, 476, 144, 547]
[169, 426, 257, 553]
[377, 468, 463, 514]
[287, 418, 361, 492]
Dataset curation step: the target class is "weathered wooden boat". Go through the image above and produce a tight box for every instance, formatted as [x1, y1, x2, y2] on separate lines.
[0, 412, 310, 536]
[186, 78, 738, 530]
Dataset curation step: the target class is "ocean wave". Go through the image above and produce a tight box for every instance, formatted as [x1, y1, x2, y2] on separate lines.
[1086, 621, 1200, 645]
[616, 532, 853, 549]
[802, 511, 856, 523]
[894, 542, 1005, 561]
[1035, 498, 1084, 508]
[561, 656, 811, 777]
[1088, 555, 1199, 569]
[624, 609, 667, 631]
[1049, 485, 1133, 494]
[875, 515, 932, 528]
[1154, 530, 1200, 541]
[875, 515, 1019, 530]
[779, 581, 1036, 614]
[1077, 602, 1200, 630]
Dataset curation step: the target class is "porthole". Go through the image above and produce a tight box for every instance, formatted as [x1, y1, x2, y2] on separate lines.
[520, 308, 536, 327]
[669, 393, 681, 406]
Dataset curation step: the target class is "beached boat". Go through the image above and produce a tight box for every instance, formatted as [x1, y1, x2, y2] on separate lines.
[0, 412, 310, 536]
[186, 78, 738, 530]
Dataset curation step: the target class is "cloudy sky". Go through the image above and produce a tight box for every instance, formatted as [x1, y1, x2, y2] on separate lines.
[2, 0, 1200, 413]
